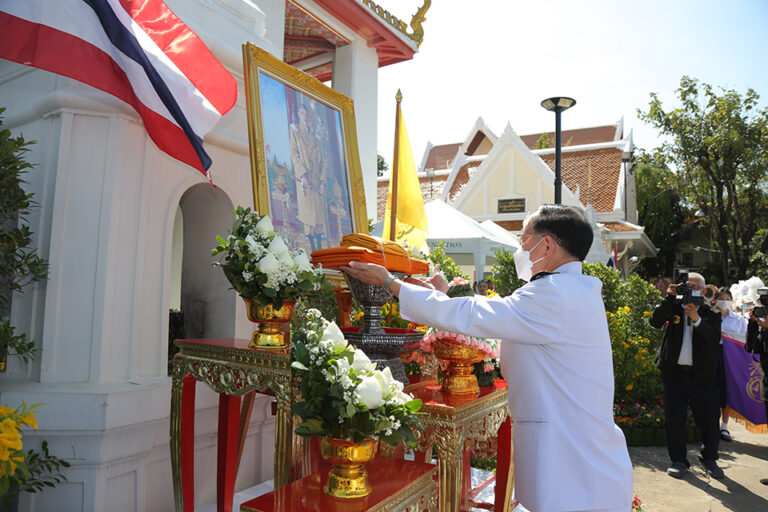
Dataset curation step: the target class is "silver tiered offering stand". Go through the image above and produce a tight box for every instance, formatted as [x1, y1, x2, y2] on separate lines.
[340, 272, 424, 385]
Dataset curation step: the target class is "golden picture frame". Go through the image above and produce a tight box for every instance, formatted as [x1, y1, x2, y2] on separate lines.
[242, 43, 368, 256]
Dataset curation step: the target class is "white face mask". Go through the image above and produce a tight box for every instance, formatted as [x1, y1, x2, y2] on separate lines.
[514, 237, 546, 282]
[716, 300, 732, 311]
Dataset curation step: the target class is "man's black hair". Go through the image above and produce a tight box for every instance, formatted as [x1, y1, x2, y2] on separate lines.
[529, 204, 593, 261]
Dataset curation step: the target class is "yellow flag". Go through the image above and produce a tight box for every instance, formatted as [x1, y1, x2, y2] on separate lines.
[383, 102, 428, 253]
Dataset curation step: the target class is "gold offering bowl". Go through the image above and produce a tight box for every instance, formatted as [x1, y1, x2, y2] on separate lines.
[433, 337, 486, 395]
[321, 437, 379, 498]
[244, 299, 295, 349]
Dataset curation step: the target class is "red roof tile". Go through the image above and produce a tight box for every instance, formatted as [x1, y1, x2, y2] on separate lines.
[375, 174, 448, 221]
[448, 160, 483, 202]
[423, 143, 461, 170]
[539, 147, 622, 212]
[520, 125, 618, 150]
[602, 222, 640, 232]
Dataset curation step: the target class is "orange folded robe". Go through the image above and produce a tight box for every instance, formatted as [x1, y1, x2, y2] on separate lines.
[311, 234, 429, 274]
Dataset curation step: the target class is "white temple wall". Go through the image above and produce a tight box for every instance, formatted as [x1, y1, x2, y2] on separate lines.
[333, 38, 379, 224]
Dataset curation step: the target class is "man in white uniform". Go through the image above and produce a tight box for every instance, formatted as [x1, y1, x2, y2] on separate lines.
[343, 205, 633, 512]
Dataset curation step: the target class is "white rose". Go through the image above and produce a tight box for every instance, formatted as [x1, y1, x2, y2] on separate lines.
[254, 216, 274, 233]
[375, 367, 402, 399]
[351, 349, 375, 374]
[356, 376, 385, 409]
[293, 250, 314, 272]
[268, 236, 290, 257]
[258, 253, 280, 275]
[278, 251, 297, 270]
[320, 322, 348, 351]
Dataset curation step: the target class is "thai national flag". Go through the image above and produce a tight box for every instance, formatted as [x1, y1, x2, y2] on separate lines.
[0, 0, 237, 181]
[607, 247, 618, 268]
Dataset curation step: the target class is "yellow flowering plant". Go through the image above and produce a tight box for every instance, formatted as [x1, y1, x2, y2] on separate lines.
[0, 403, 69, 502]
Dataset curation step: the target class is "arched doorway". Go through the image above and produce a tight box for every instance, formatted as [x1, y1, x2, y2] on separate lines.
[175, 183, 237, 344]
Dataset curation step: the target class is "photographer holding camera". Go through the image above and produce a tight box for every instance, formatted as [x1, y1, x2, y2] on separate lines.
[651, 271, 723, 479]
[744, 288, 768, 485]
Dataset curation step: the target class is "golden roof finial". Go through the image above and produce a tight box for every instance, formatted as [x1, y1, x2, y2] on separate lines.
[396, 89, 403, 103]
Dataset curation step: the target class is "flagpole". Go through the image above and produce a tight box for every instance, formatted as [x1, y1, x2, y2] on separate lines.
[389, 89, 402, 241]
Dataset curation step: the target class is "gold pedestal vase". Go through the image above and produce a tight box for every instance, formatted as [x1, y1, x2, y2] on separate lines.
[244, 299, 295, 349]
[433, 338, 485, 395]
[320, 437, 379, 498]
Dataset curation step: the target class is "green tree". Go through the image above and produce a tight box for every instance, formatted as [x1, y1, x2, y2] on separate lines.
[377, 154, 388, 177]
[634, 160, 689, 278]
[638, 76, 768, 283]
[427, 242, 467, 281]
[489, 248, 525, 297]
[535, 132, 552, 149]
[0, 108, 69, 503]
[0, 108, 47, 364]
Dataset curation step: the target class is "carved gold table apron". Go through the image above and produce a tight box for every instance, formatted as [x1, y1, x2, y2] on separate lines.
[406, 382, 512, 512]
[170, 338, 305, 512]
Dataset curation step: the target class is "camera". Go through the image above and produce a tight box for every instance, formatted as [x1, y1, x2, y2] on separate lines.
[675, 271, 705, 306]
[754, 287, 768, 318]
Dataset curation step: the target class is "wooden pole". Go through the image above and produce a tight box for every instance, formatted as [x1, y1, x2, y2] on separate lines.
[389, 89, 403, 241]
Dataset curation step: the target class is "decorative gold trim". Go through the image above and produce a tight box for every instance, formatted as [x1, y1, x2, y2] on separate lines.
[242, 43, 368, 235]
[360, 0, 431, 47]
[412, 389, 510, 512]
[367, 466, 438, 512]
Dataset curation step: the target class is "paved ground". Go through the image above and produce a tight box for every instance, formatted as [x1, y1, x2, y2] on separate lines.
[630, 421, 768, 511]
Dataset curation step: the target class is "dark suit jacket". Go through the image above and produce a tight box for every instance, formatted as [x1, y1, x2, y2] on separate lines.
[650, 296, 721, 382]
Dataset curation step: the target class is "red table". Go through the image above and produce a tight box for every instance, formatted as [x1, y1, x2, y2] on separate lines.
[394, 380, 513, 512]
[239, 457, 438, 512]
[170, 338, 303, 512]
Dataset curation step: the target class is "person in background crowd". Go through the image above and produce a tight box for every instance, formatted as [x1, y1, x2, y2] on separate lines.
[704, 284, 719, 307]
[476, 279, 490, 296]
[651, 272, 723, 479]
[654, 277, 670, 298]
[745, 300, 768, 485]
[713, 288, 747, 441]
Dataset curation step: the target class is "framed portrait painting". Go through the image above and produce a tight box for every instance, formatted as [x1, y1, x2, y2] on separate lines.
[242, 43, 368, 255]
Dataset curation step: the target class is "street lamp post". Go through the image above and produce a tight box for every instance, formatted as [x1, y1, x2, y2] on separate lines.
[541, 97, 576, 204]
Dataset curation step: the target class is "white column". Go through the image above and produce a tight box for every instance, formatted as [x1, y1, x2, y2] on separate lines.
[332, 38, 379, 226]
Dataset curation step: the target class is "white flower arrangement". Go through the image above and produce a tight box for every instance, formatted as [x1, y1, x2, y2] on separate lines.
[212, 207, 328, 308]
[290, 310, 422, 445]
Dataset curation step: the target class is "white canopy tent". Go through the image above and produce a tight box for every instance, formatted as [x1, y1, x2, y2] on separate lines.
[373, 200, 520, 280]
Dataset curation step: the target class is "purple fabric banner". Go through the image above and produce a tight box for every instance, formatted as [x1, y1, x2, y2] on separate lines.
[723, 336, 766, 426]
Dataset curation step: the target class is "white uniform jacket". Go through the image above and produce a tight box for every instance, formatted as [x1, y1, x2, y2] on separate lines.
[399, 261, 633, 512]
[721, 309, 747, 343]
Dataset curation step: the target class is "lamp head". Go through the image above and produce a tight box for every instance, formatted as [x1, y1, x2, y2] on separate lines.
[541, 96, 576, 112]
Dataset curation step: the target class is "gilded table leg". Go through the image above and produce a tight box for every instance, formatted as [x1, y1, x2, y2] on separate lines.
[171, 368, 196, 512]
[272, 378, 293, 488]
[435, 430, 465, 512]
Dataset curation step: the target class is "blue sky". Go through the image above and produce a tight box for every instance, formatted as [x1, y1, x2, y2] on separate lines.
[376, 0, 768, 164]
